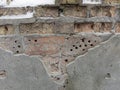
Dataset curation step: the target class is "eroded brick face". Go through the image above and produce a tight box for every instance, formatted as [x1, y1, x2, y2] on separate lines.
[75, 23, 112, 33]
[20, 23, 54, 34]
[116, 23, 120, 33]
[90, 6, 116, 17]
[62, 5, 87, 18]
[54, 22, 74, 34]
[94, 23, 112, 32]
[0, 25, 15, 35]
[75, 23, 94, 33]
[24, 36, 65, 56]
[34, 6, 59, 17]
[0, 7, 28, 16]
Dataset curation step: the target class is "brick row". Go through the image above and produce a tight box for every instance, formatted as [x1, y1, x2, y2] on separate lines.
[0, 5, 119, 18]
[0, 22, 120, 35]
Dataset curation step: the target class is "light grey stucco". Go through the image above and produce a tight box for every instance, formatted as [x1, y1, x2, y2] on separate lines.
[0, 49, 58, 90]
[66, 34, 120, 90]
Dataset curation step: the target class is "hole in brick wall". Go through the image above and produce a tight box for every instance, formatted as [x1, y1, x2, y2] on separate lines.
[65, 59, 68, 62]
[81, 38, 85, 42]
[18, 45, 21, 48]
[70, 49, 73, 51]
[57, 77, 60, 80]
[75, 47, 78, 49]
[84, 44, 87, 47]
[90, 44, 93, 46]
[82, 49, 85, 51]
[105, 73, 111, 78]
[16, 51, 19, 53]
[59, 8, 63, 13]
[73, 45, 75, 47]
[15, 40, 17, 43]
[102, 23, 105, 27]
[34, 40, 37, 42]
[79, 45, 82, 47]
[88, 40, 91, 43]
[91, 24, 94, 29]
[4, 26, 8, 31]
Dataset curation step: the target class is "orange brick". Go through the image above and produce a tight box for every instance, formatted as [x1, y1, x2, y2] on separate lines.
[24, 35, 65, 56]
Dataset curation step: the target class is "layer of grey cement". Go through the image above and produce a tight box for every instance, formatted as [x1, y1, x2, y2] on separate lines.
[0, 49, 58, 90]
[67, 34, 120, 90]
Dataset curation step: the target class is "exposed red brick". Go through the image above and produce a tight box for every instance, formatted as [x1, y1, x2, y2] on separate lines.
[90, 6, 116, 17]
[24, 36, 65, 56]
[74, 23, 94, 33]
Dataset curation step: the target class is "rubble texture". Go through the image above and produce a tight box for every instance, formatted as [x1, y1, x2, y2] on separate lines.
[0, 0, 120, 90]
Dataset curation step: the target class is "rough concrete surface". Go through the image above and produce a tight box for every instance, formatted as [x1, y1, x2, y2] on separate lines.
[0, 48, 58, 90]
[67, 34, 120, 90]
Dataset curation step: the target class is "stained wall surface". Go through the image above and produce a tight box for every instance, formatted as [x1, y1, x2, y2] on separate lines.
[0, 0, 120, 90]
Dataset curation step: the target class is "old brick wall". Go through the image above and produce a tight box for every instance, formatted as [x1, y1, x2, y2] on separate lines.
[0, 0, 120, 90]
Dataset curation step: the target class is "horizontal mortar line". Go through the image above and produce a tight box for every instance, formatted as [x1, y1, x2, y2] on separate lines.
[0, 16, 118, 25]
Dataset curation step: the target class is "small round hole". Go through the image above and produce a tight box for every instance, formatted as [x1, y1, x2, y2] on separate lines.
[90, 44, 93, 46]
[57, 77, 60, 80]
[79, 45, 82, 47]
[28, 40, 31, 41]
[15, 40, 17, 43]
[34, 40, 37, 42]
[75, 47, 78, 49]
[16, 51, 19, 53]
[13, 47, 15, 48]
[85, 44, 87, 47]
[73, 45, 75, 47]
[65, 59, 68, 62]
[82, 49, 85, 51]
[106, 73, 111, 78]
[70, 49, 73, 51]
[88, 40, 91, 43]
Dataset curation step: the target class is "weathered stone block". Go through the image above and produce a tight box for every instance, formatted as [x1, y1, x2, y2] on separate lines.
[0, 25, 15, 35]
[62, 5, 87, 18]
[74, 23, 94, 33]
[54, 22, 74, 34]
[75, 22, 112, 33]
[0, 36, 24, 54]
[104, 0, 120, 4]
[90, 6, 116, 17]
[116, 23, 120, 33]
[93, 22, 112, 32]
[20, 23, 54, 34]
[0, 7, 28, 16]
[34, 6, 59, 17]
[24, 35, 65, 56]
